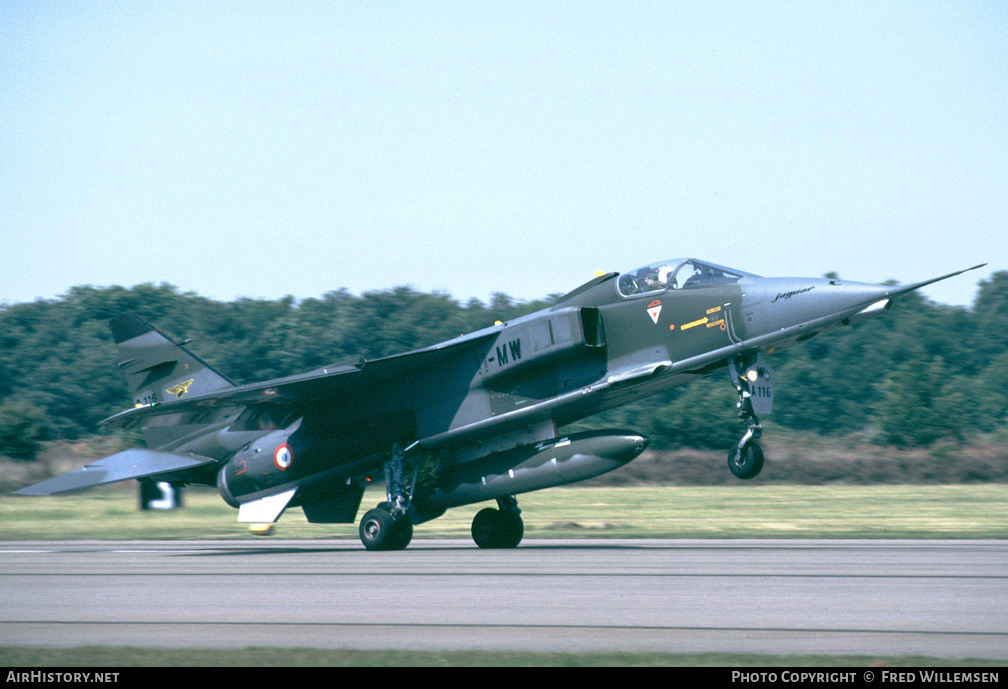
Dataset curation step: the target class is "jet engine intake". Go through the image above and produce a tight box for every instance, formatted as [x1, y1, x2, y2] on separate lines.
[217, 423, 301, 507]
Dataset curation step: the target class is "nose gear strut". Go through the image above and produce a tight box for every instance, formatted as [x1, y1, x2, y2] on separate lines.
[727, 357, 765, 480]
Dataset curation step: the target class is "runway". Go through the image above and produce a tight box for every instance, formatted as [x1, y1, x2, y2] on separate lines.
[1, 539, 1006, 660]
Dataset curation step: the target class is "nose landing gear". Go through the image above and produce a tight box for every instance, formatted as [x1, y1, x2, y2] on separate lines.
[727, 356, 768, 480]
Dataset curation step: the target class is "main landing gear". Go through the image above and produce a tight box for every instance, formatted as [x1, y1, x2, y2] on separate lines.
[357, 443, 527, 551]
[471, 495, 524, 549]
[359, 442, 417, 551]
[727, 357, 765, 480]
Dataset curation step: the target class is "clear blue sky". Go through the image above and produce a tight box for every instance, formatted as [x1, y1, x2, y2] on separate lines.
[2, 2, 1005, 308]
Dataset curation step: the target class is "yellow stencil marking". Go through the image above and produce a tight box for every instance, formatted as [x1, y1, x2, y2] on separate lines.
[681, 317, 709, 330]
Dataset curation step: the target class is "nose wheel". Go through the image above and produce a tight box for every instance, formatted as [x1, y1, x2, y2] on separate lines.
[728, 441, 764, 480]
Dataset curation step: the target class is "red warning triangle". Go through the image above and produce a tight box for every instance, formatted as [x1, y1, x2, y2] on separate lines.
[647, 303, 662, 324]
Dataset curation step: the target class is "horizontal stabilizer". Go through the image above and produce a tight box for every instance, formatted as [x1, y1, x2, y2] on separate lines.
[13, 449, 217, 496]
[237, 488, 297, 523]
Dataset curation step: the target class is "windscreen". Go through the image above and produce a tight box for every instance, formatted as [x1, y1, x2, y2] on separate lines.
[617, 259, 751, 296]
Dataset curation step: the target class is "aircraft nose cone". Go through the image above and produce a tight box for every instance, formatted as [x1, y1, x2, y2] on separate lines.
[740, 277, 893, 339]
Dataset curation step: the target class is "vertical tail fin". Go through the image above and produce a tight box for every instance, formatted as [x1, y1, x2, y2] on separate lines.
[110, 314, 235, 407]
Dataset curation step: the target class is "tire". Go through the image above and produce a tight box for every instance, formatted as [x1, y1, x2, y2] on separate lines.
[495, 510, 524, 549]
[389, 517, 413, 550]
[471, 508, 524, 549]
[728, 442, 764, 480]
[471, 508, 501, 549]
[359, 507, 396, 551]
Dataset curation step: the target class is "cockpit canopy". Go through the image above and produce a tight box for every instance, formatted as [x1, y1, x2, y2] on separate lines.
[617, 259, 755, 297]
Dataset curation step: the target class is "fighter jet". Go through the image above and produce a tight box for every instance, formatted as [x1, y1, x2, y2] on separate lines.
[15, 259, 985, 550]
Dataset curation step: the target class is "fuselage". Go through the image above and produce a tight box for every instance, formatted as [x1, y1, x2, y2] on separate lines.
[412, 260, 905, 455]
[16, 258, 983, 549]
[207, 258, 948, 499]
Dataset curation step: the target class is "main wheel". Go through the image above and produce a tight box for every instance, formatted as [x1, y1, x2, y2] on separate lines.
[471, 508, 524, 549]
[359, 507, 412, 551]
[389, 517, 413, 550]
[495, 510, 524, 549]
[471, 508, 501, 549]
[728, 442, 764, 480]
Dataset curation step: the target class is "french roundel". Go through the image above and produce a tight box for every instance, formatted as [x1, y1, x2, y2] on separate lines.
[273, 443, 293, 470]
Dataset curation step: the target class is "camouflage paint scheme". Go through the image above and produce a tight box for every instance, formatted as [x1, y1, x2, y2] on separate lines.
[16, 259, 984, 550]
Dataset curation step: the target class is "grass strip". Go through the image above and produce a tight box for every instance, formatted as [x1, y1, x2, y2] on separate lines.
[0, 646, 1002, 667]
[2, 484, 1006, 540]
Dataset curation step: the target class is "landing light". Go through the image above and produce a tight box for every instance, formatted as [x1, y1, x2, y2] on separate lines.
[746, 369, 760, 383]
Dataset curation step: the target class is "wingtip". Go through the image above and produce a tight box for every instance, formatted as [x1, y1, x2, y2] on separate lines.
[11, 487, 42, 496]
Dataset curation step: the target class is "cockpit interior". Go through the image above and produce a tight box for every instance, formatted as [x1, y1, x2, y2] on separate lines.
[617, 259, 755, 297]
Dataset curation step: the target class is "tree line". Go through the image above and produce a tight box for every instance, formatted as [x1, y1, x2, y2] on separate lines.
[1, 271, 1006, 459]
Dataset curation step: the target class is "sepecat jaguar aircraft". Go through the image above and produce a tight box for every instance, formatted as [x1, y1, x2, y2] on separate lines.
[15, 259, 984, 550]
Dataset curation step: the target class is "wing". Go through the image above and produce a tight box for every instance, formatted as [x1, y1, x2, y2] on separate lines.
[100, 330, 499, 430]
